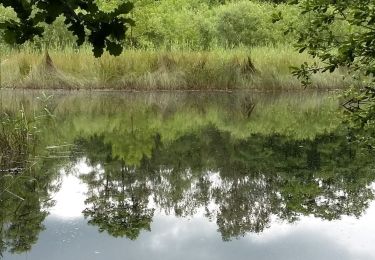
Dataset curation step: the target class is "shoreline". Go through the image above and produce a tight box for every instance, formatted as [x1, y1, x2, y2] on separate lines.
[0, 87, 343, 94]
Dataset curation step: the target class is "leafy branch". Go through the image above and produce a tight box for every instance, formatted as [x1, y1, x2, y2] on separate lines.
[0, 0, 134, 57]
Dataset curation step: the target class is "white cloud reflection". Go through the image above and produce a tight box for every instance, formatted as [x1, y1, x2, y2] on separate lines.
[49, 160, 92, 219]
[43, 160, 375, 260]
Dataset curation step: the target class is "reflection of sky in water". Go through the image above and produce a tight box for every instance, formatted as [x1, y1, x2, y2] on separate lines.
[4, 162, 375, 260]
[49, 160, 91, 219]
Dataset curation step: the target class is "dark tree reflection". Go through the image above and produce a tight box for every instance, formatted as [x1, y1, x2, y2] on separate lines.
[72, 127, 375, 241]
[76, 136, 154, 240]
[0, 161, 58, 256]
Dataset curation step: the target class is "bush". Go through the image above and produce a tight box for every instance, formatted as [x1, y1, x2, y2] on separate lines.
[128, 0, 308, 49]
[216, 2, 271, 46]
[0, 0, 353, 50]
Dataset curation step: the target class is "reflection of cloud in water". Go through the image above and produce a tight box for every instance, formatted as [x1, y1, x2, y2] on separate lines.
[250, 204, 375, 259]
[49, 172, 87, 219]
[5, 210, 375, 260]
[42, 161, 375, 260]
[49, 159, 93, 219]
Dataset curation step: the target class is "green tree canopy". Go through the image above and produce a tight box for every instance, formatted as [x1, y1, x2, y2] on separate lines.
[0, 0, 134, 56]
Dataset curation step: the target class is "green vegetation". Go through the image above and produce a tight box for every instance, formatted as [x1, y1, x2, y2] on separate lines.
[0, 46, 348, 90]
[0, 97, 60, 256]
[0, 0, 353, 90]
[283, 1, 375, 142]
[0, 109, 32, 169]
[0, 0, 133, 57]
[1, 0, 375, 256]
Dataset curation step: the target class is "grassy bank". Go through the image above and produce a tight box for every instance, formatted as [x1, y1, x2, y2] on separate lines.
[0, 45, 349, 90]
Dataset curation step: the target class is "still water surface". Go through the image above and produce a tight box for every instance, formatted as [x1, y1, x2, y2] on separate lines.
[1, 91, 374, 260]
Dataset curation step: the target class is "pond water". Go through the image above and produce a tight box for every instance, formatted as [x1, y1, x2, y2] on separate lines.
[1, 90, 375, 260]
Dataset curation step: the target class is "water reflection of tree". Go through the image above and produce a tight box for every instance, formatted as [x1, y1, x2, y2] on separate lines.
[0, 163, 58, 256]
[73, 127, 375, 241]
[0, 103, 63, 256]
[76, 136, 154, 240]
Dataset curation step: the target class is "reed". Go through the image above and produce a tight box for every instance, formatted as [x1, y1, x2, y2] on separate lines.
[0, 108, 32, 169]
[0, 45, 349, 90]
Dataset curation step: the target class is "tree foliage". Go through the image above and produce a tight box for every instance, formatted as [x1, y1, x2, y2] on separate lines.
[0, 0, 134, 56]
[282, 0, 375, 131]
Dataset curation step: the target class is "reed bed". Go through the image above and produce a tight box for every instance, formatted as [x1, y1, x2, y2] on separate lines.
[0, 45, 349, 90]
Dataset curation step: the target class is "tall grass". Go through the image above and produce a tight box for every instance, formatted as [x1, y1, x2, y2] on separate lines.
[0, 45, 349, 90]
[0, 108, 33, 170]
[0, 93, 54, 171]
